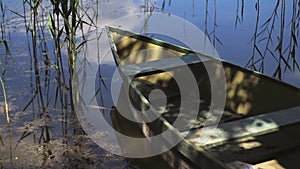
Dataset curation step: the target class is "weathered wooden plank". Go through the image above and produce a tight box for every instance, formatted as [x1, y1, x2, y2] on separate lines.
[211, 122, 300, 164]
[187, 106, 300, 147]
[122, 53, 211, 77]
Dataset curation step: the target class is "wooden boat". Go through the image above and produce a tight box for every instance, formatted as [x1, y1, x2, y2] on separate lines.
[106, 26, 300, 169]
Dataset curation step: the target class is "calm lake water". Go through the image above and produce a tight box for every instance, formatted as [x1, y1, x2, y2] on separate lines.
[0, 0, 299, 168]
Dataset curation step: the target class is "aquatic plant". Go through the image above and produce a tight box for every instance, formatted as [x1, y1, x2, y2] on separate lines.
[0, 60, 9, 125]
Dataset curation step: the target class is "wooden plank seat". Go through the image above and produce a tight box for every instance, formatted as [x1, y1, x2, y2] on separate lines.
[186, 106, 300, 148]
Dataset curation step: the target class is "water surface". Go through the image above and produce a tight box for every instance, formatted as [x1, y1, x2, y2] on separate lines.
[0, 0, 299, 168]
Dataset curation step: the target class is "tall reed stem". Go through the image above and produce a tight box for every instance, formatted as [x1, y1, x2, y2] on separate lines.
[0, 77, 9, 125]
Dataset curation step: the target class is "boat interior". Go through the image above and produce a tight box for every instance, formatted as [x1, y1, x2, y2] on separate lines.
[108, 26, 300, 168]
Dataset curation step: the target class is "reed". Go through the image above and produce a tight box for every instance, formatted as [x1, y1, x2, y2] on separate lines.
[0, 1, 13, 164]
[0, 70, 9, 133]
[13, 0, 101, 166]
[284, 0, 300, 72]
[0, 0, 5, 39]
[242, 0, 300, 79]
[0, 0, 11, 126]
[245, 0, 260, 71]
[235, 0, 245, 28]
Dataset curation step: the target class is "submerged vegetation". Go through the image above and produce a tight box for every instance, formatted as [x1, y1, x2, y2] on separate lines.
[0, 0, 298, 168]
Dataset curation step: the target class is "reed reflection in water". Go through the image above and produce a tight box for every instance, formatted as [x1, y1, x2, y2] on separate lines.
[160, 0, 300, 80]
